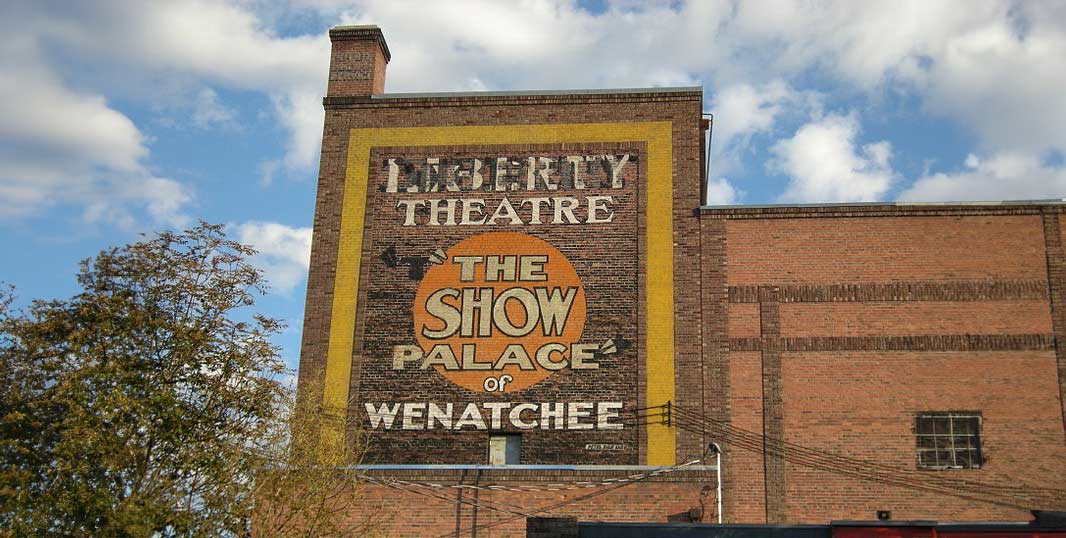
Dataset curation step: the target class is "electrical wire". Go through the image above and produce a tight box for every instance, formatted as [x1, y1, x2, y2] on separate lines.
[622, 402, 1057, 507]
[369, 401, 1063, 538]
[428, 457, 704, 538]
[379, 479, 536, 518]
[670, 405, 1065, 509]
[360, 459, 700, 493]
[670, 404, 1064, 500]
[673, 404, 1063, 496]
[673, 418, 1031, 510]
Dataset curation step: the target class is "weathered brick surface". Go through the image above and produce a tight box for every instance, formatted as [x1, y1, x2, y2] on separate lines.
[727, 351, 767, 523]
[724, 216, 1048, 285]
[356, 143, 644, 464]
[781, 351, 1064, 522]
[1047, 212, 1066, 446]
[705, 205, 1066, 524]
[340, 472, 713, 538]
[257, 470, 713, 538]
[326, 26, 389, 96]
[299, 84, 705, 469]
[779, 301, 1053, 337]
[296, 26, 1066, 536]
[727, 302, 760, 338]
[698, 216, 732, 518]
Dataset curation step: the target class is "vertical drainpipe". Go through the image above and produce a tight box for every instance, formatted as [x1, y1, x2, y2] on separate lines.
[701, 114, 713, 206]
[710, 443, 723, 524]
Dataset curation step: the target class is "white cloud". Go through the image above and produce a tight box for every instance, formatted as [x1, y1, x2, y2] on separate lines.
[338, 1, 1066, 153]
[706, 80, 820, 201]
[771, 113, 896, 203]
[899, 152, 1066, 202]
[234, 221, 313, 293]
[724, 1, 1066, 158]
[711, 80, 798, 151]
[917, 4, 1066, 155]
[271, 89, 328, 171]
[6, 1, 329, 176]
[3, 0, 1066, 215]
[727, 1, 994, 88]
[0, 57, 144, 173]
[191, 88, 238, 130]
[0, 41, 191, 226]
[706, 177, 739, 206]
[330, 0, 728, 91]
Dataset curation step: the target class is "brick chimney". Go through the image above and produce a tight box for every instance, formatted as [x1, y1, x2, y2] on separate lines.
[327, 25, 390, 96]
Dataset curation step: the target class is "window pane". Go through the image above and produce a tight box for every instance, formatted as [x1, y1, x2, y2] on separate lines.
[942, 450, 956, 467]
[919, 450, 939, 467]
[489, 434, 521, 465]
[955, 449, 972, 468]
[953, 435, 972, 450]
[504, 435, 521, 464]
[916, 412, 982, 470]
[934, 435, 953, 450]
[933, 417, 951, 434]
[916, 417, 934, 435]
[953, 418, 974, 434]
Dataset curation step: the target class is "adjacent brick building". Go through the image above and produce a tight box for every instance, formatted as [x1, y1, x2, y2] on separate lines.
[296, 25, 1066, 536]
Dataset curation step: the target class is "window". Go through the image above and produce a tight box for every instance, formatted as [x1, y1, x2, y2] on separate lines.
[915, 412, 982, 470]
[488, 434, 521, 465]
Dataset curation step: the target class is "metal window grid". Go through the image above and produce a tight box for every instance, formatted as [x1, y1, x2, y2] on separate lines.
[915, 412, 983, 470]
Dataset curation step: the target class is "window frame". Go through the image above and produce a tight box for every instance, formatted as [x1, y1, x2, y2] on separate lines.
[914, 411, 983, 470]
[487, 433, 522, 465]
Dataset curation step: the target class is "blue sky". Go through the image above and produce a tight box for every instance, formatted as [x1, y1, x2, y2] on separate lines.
[2, 0, 1065, 373]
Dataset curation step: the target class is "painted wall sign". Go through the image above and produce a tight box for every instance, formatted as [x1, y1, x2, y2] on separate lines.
[364, 401, 624, 431]
[357, 146, 640, 444]
[386, 154, 630, 227]
[392, 231, 611, 394]
[332, 124, 676, 464]
[585, 443, 627, 451]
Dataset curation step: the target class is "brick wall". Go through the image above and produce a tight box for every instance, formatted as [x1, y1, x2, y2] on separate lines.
[297, 87, 705, 467]
[356, 143, 644, 464]
[328, 470, 713, 538]
[295, 26, 1066, 535]
[701, 204, 1066, 524]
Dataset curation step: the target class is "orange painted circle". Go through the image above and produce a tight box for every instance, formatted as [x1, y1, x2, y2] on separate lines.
[413, 232, 586, 393]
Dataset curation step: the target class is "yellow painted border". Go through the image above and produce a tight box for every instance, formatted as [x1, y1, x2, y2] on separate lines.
[324, 122, 676, 465]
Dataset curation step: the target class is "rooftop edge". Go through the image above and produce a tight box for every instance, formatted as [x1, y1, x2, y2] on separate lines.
[701, 199, 1066, 210]
[329, 24, 391, 62]
[369, 85, 702, 100]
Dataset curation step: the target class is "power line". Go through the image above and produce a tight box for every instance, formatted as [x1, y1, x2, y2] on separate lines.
[359, 457, 703, 494]
[378, 478, 535, 519]
[427, 457, 705, 538]
[671, 404, 1063, 500]
[628, 402, 1040, 509]
[673, 404, 1062, 496]
[670, 405, 1064, 509]
[366, 402, 1063, 537]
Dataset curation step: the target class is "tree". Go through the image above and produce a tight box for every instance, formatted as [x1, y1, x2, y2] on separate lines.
[251, 378, 385, 538]
[0, 223, 377, 537]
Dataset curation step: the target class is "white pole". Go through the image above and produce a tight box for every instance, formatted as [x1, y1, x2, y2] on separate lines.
[710, 443, 723, 524]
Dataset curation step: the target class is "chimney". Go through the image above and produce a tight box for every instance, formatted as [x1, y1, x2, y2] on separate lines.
[327, 25, 390, 97]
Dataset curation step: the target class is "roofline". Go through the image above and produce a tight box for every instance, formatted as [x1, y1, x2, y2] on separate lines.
[370, 85, 703, 100]
[353, 464, 717, 471]
[324, 85, 703, 108]
[328, 24, 391, 62]
[700, 199, 1066, 211]
[698, 199, 1066, 219]
[581, 521, 1062, 531]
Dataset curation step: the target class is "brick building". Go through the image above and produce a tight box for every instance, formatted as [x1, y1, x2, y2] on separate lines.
[296, 25, 1066, 536]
